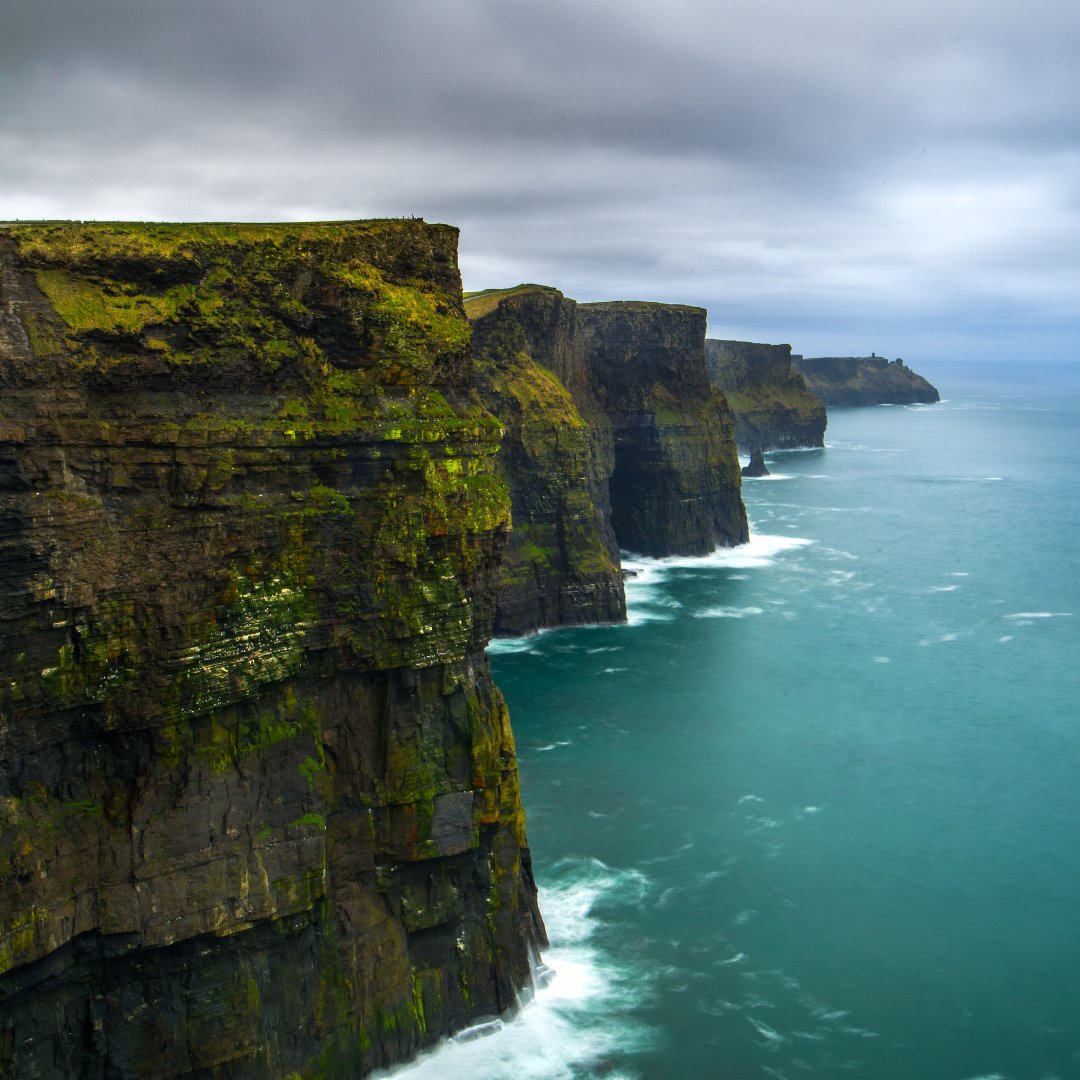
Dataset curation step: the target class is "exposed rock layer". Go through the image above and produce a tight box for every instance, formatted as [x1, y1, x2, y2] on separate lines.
[794, 355, 940, 405]
[466, 286, 748, 634]
[0, 221, 544, 1077]
[705, 339, 827, 452]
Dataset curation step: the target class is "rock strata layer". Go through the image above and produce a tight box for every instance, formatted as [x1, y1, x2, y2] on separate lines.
[0, 221, 544, 1078]
[793, 355, 940, 405]
[467, 286, 748, 633]
[705, 339, 827, 452]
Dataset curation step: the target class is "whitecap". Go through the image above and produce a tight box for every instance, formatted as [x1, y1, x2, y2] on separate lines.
[716, 952, 749, 966]
[1004, 611, 1072, 619]
[802, 806, 820, 815]
[997, 635, 1013, 643]
[531, 740, 572, 752]
[872, 656, 891, 664]
[929, 584, 960, 592]
[600, 667, 628, 674]
[738, 794, 764, 804]
[698, 998, 742, 1015]
[693, 605, 765, 619]
[747, 1015, 787, 1045]
[625, 607, 676, 627]
[486, 634, 544, 655]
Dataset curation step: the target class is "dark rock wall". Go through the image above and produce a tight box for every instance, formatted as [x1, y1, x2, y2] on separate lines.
[579, 303, 747, 556]
[705, 339, 827, 452]
[467, 291, 624, 636]
[793, 355, 940, 405]
[0, 221, 544, 1078]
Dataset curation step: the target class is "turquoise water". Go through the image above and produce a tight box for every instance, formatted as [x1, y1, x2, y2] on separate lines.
[391, 376, 1080, 1080]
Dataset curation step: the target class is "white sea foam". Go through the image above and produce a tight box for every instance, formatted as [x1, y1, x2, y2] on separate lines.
[743, 473, 796, 481]
[624, 532, 813, 575]
[997, 635, 1013, 643]
[383, 859, 654, 1080]
[872, 656, 891, 663]
[738, 794, 764, 804]
[601, 666, 628, 673]
[693, 605, 765, 619]
[485, 634, 544, 655]
[929, 584, 960, 592]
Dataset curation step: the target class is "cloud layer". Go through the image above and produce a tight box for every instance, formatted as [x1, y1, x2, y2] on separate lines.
[3, 0, 1079, 364]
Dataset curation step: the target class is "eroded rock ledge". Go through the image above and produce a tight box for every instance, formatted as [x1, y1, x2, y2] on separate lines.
[0, 221, 544, 1077]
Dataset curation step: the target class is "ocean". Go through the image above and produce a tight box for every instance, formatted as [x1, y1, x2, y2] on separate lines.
[387, 366, 1080, 1080]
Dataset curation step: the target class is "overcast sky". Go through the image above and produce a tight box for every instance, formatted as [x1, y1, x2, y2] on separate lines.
[3, 0, 1078, 367]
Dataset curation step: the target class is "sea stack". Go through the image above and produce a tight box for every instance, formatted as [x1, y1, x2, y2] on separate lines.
[742, 447, 770, 477]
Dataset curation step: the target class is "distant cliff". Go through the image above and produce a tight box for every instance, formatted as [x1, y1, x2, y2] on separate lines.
[793, 355, 940, 405]
[705, 339, 827, 451]
[467, 287, 624, 637]
[0, 221, 544, 1077]
[579, 303, 747, 556]
[467, 286, 747, 634]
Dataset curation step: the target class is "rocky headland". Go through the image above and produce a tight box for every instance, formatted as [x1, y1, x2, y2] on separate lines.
[704, 339, 827, 452]
[467, 286, 748, 635]
[0, 221, 545, 1077]
[793, 354, 940, 405]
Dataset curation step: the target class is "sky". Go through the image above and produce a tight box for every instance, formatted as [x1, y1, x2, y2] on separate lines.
[2, 0, 1079, 368]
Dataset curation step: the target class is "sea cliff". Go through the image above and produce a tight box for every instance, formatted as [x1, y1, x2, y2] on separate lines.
[467, 286, 748, 635]
[793, 355, 940, 405]
[0, 221, 544, 1077]
[704, 339, 827, 452]
[467, 286, 624, 637]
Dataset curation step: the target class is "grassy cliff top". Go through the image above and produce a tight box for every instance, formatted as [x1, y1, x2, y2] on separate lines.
[2, 218, 471, 388]
[463, 284, 563, 321]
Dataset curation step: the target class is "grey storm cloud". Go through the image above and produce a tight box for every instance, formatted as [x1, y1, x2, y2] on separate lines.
[3, 0, 1080, 363]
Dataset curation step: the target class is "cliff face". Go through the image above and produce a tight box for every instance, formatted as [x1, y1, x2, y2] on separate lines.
[705, 339, 827, 452]
[793, 355, 940, 405]
[466, 288, 623, 637]
[466, 287, 747, 635]
[0, 221, 544, 1077]
[579, 303, 747, 556]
